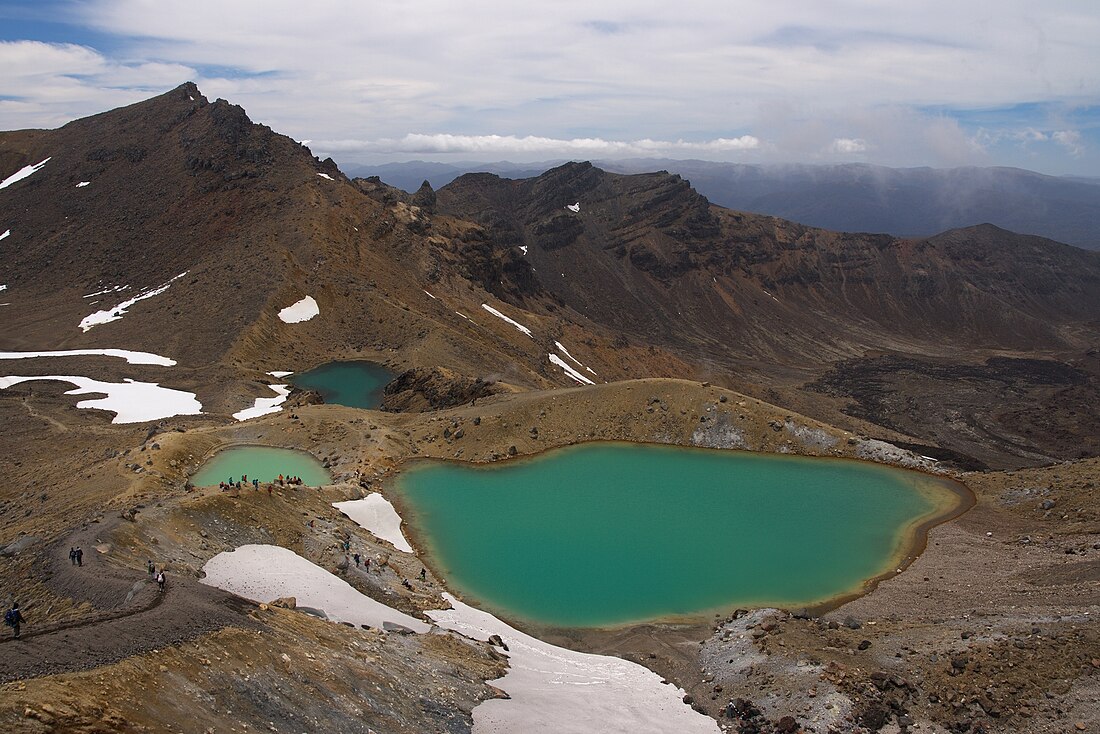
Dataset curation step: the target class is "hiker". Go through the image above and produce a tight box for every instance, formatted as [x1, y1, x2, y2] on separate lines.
[364, 557, 371, 572]
[278, 474, 284, 486]
[156, 570, 166, 592]
[5, 602, 26, 639]
[147, 560, 156, 576]
[353, 552, 361, 567]
[252, 478, 259, 489]
[69, 547, 77, 565]
[343, 538, 351, 552]
[419, 567, 426, 582]
[75, 547, 83, 567]
[401, 579, 413, 590]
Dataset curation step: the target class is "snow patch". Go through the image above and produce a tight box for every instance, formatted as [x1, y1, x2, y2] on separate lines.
[83, 284, 129, 298]
[566, 202, 580, 213]
[481, 304, 532, 337]
[201, 544, 429, 633]
[549, 354, 595, 385]
[0, 349, 176, 366]
[423, 290, 437, 299]
[0, 157, 50, 191]
[333, 495, 413, 553]
[518, 245, 528, 255]
[80, 272, 188, 332]
[267, 370, 293, 378]
[278, 296, 319, 323]
[232, 383, 291, 421]
[76, 181, 90, 188]
[0, 284, 7, 291]
[429, 594, 719, 734]
[0, 229, 10, 241]
[316, 172, 335, 181]
[0, 375, 201, 423]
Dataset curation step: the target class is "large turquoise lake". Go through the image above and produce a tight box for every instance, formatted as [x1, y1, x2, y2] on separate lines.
[288, 361, 393, 409]
[392, 443, 966, 628]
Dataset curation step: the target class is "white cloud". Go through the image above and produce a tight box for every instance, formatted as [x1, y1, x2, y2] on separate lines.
[1052, 130, 1083, 156]
[0, 3, 1096, 172]
[315, 133, 760, 158]
[829, 138, 868, 154]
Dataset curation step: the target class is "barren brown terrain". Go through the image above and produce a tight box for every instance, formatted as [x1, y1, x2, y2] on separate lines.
[1, 85, 1098, 733]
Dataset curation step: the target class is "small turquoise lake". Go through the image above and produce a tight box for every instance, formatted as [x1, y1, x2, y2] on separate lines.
[191, 446, 330, 487]
[289, 361, 393, 409]
[391, 443, 967, 628]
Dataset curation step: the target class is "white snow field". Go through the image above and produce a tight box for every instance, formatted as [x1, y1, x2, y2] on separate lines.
[0, 157, 50, 190]
[333, 495, 414, 553]
[429, 594, 720, 734]
[232, 383, 291, 421]
[481, 304, 533, 337]
[201, 544, 429, 633]
[0, 375, 202, 423]
[267, 370, 293, 378]
[80, 272, 189, 332]
[0, 349, 176, 366]
[278, 296, 319, 323]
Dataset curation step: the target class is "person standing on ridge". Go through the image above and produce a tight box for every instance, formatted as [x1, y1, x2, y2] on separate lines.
[156, 570, 166, 592]
[5, 602, 26, 639]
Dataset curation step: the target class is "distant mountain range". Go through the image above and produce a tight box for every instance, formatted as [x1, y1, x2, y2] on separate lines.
[349, 160, 1100, 251]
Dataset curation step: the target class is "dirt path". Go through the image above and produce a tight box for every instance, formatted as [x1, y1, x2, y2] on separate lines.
[0, 519, 258, 682]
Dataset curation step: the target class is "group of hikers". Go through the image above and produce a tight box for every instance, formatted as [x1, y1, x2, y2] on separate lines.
[217, 474, 307, 493]
[68, 546, 84, 566]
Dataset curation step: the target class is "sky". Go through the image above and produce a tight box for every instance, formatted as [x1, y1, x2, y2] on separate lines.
[1, 0, 1098, 176]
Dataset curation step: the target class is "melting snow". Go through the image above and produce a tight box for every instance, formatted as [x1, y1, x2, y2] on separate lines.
[424, 290, 437, 299]
[430, 594, 719, 734]
[0, 157, 50, 191]
[201, 544, 429, 633]
[316, 172, 335, 181]
[232, 383, 291, 421]
[0, 375, 202, 423]
[79, 272, 188, 332]
[83, 284, 130, 298]
[519, 245, 528, 255]
[0, 284, 7, 291]
[549, 354, 595, 385]
[456, 311, 471, 321]
[566, 202, 580, 213]
[0, 229, 10, 241]
[278, 295, 320, 323]
[0, 349, 176, 366]
[267, 370, 293, 378]
[482, 304, 533, 337]
[333, 495, 413, 553]
[76, 181, 90, 188]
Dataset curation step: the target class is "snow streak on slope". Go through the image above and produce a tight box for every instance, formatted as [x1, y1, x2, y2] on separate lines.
[79, 272, 189, 332]
[0, 375, 201, 423]
[232, 383, 291, 421]
[481, 304, 533, 337]
[549, 354, 595, 385]
[0, 349, 176, 366]
[0, 158, 50, 190]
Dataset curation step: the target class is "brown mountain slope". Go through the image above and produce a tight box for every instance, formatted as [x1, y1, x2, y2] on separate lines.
[436, 162, 1100, 368]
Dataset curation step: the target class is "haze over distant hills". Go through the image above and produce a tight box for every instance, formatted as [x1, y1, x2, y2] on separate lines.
[350, 160, 1100, 251]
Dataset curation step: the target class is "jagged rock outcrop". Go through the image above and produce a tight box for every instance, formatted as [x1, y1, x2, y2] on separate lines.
[381, 367, 511, 412]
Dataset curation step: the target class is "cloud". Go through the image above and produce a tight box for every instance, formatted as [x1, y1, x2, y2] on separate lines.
[313, 133, 761, 159]
[829, 138, 868, 154]
[1051, 130, 1083, 156]
[0, 2, 1096, 173]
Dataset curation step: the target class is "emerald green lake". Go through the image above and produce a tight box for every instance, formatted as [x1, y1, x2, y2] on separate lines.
[392, 443, 965, 628]
[191, 446, 330, 487]
[288, 361, 393, 409]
